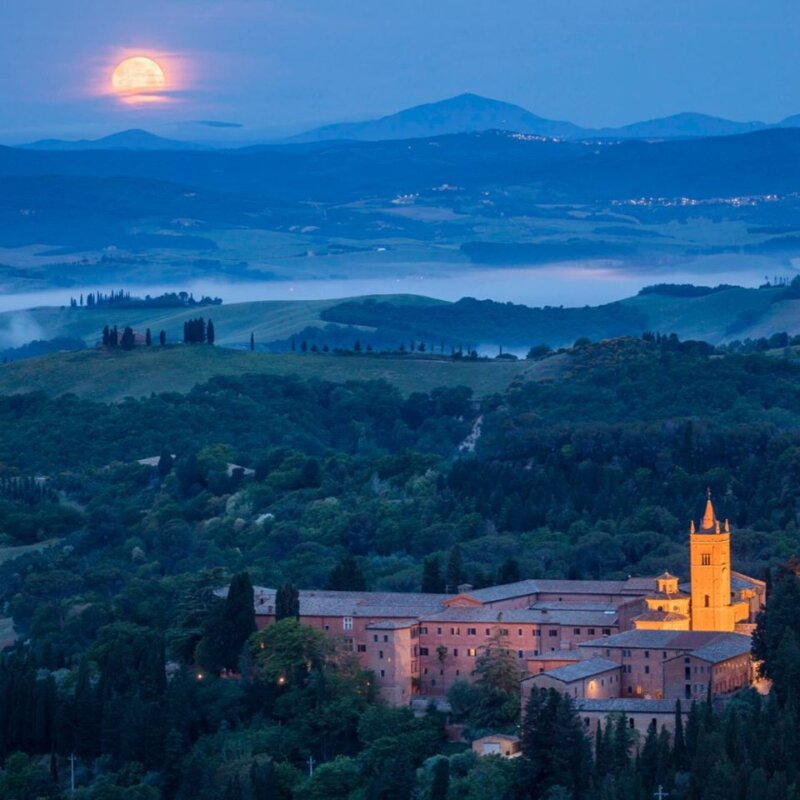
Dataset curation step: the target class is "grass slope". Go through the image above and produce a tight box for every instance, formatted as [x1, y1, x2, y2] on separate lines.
[0, 346, 552, 402]
[1, 294, 444, 349]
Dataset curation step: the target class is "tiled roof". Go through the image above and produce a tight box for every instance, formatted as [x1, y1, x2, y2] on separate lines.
[525, 657, 620, 684]
[365, 619, 419, 630]
[576, 698, 678, 714]
[526, 652, 582, 662]
[686, 636, 752, 664]
[580, 629, 722, 650]
[421, 607, 619, 626]
[252, 587, 448, 617]
[455, 577, 657, 604]
[456, 580, 540, 603]
[635, 610, 689, 622]
[531, 601, 620, 613]
[580, 629, 751, 660]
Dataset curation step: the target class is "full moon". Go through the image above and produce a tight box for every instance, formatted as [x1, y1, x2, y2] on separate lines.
[111, 56, 166, 95]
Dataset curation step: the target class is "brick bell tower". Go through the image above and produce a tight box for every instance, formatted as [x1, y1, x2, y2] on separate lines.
[689, 491, 736, 632]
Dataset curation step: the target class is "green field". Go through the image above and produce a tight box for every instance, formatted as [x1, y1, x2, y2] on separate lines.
[0, 346, 558, 402]
[0, 294, 445, 350]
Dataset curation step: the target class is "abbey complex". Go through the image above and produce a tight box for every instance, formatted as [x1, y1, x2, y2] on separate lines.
[250, 495, 765, 733]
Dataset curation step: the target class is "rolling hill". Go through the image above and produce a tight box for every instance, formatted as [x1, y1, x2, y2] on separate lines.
[1, 284, 798, 360]
[0, 345, 548, 402]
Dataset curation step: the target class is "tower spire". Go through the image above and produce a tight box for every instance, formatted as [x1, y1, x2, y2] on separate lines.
[701, 489, 716, 531]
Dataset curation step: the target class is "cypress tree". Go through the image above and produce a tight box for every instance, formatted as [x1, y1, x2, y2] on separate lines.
[275, 583, 300, 620]
[327, 554, 367, 591]
[250, 332, 255, 351]
[446, 545, 463, 593]
[221, 572, 257, 670]
[159, 330, 166, 346]
[421, 555, 445, 593]
[145, 328, 152, 346]
[673, 700, 687, 770]
[207, 319, 215, 345]
[430, 757, 449, 800]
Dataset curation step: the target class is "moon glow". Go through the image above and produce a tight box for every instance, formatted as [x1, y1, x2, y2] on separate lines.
[111, 56, 166, 97]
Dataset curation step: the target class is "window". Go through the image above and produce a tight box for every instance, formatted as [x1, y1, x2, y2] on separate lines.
[383, 635, 388, 643]
[702, 553, 711, 566]
[588, 628, 595, 636]
[379, 650, 384, 659]
[420, 647, 429, 656]
[486, 628, 491, 636]
[533, 630, 541, 637]
[644, 651, 649, 659]
[343, 638, 354, 652]
[629, 718, 635, 729]
[453, 649, 459, 657]
[343, 617, 353, 631]
[685, 667, 691, 680]
[602, 628, 611, 636]
[499, 628, 509, 636]
[380, 670, 385, 678]
[431, 678, 436, 686]
[420, 627, 428, 635]
[518, 650, 523, 658]
[468, 648, 477, 657]
[518, 629, 523, 636]
[549, 630, 558, 637]
[574, 628, 581, 635]
[645, 666, 650, 675]
[357, 644, 366, 653]
[704, 595, 710, 608]
[437, 627, 442, 635]
[662, 651, 668, 659]
[373, 635, 378, 642]
[467, 628, 476, 636]
[324, 625, 330, 631]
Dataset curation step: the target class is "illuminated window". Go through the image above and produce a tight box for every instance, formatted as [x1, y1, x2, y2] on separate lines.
[468, 648, 477, 657]
[343, 617, 353, 631]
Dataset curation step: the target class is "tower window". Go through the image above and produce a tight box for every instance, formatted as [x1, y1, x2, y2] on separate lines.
[704, 595, 710, 608]
[701, 553, 711, 566]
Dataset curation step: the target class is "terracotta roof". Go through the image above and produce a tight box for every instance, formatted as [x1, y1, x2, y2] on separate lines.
[251, 587, 448, 617]
[527, 652, 582, 662]
[580, 630, 722, 650]
[365, 619, 419, 630]
[580, 629, 750, 658]
[454, 577, 657, 604]
[683, 636, 752, 664]
[524, 657, 620, 684]
[634, 610, 689, 623]
[421, 607, 620, 626]
[576, 698, 678, 714]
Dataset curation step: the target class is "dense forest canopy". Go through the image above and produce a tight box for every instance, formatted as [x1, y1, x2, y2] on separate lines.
[2, 335, 800, 798]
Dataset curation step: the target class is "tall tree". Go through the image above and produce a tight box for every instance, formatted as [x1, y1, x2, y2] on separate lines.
[159, 329, 166, 346]
[327, 554, 367, 591]
[446, 545, 463, 593]
[221, 572, 257, 670]
[207, 319, 215, 345]
[276, 583, 300, 621]
[421, 555, 445, 593]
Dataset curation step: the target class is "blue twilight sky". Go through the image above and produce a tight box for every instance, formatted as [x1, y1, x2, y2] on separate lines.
[2, 0, 800, 143]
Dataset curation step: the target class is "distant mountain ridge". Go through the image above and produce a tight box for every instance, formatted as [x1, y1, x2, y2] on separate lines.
[289, 93, 798, 143]
[23, 129, 208, 152]
[20, 95, 800, 151]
